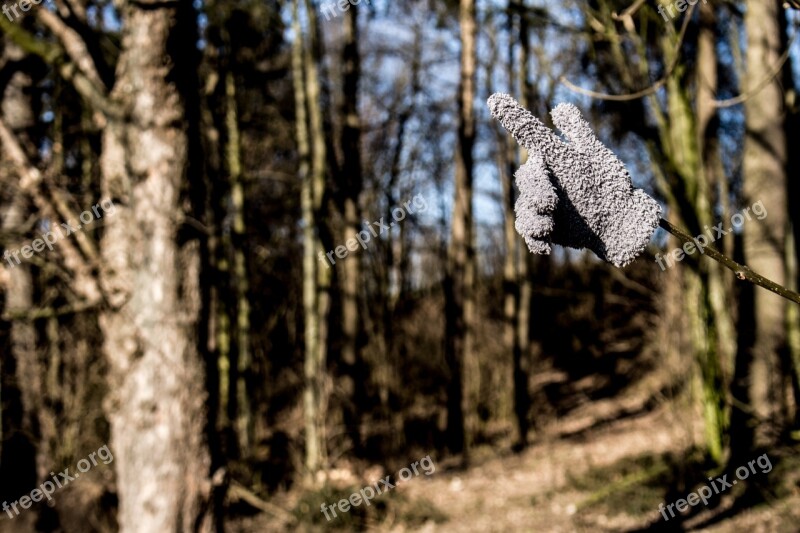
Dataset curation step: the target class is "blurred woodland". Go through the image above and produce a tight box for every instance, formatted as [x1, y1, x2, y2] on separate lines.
[1, 0, 800, 531]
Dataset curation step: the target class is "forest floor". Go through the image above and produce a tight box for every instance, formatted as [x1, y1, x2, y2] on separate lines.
[239, 374, 800, 533]
[385, 407, 800, 532]
[5, 375, 799, 532]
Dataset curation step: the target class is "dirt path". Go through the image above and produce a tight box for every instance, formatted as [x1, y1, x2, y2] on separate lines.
[385, 407, 688, 532]
[384, 404, 799, 533]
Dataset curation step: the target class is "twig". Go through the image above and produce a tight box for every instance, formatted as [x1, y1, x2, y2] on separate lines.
[612, 0, 647, 21]
[36, 8, 105, 90]
[560, 3, 695, 102]
[2, 301, 99, 321]
[227, 481, 294, 521]
[0, 117, 103, 303]
[0, 14, 122, 118]
[713, 33, 796, 108]
[658, 218, 800, 305]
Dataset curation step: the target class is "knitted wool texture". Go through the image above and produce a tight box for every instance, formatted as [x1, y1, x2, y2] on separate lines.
[488, 93, 661, 267]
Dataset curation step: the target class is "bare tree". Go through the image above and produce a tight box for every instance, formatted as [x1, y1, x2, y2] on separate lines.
[742, 0, 790, 426]
[446, 0, 478, 458]
[97, 2, 215, 530]
[294, 0, 331, 482]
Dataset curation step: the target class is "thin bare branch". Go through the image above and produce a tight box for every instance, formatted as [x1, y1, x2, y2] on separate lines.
[0, 13, 122, 118]
[612, 0, 647, 21]
[36, 8, 105, 90]
[659, 218, 800, 305]
[713, 34, 796, 108]
[560, 3, 695, 102]
[0, 116, 103, 304]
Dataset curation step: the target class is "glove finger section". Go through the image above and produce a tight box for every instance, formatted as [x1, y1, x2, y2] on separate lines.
[488, 93, 557, 154]
[603, 189, 662, 267]
[550, 103, 632, 189]
[520, 232, 552, 255]
[515, 153, 556, 242]
[550, 103, 598, 148]
[515, 212, 554, 239]
[526, 237, 552, 255]
[515, 153, 558, 214]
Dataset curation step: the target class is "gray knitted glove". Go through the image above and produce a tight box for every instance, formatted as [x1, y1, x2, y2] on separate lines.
[488, 93, 661, 267]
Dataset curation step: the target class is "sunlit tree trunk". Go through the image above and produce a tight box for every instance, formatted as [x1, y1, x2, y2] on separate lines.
[98, 2, 214, 530]
[646, 25, 728, 463]
[293, 0, 330, 482]
[742, 0, 789, 425]
[779, 7, 800, 432]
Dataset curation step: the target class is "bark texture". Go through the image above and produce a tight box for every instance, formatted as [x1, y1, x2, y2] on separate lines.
[743, 0, 789, 423]
[98, 4, 213, 531]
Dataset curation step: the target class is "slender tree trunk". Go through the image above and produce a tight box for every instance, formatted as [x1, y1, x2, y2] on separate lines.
[1, 61, 38, 472]
[496, 0, 532, 450]
[98, 3, 214, 530]
[695, 2, 731, 463]
[2, 61, 39, 470]
[293, 0, 329, 481]
[201, 47, 233, 453]
[514, 0, 534, 450]
[0, 50, 60, 524]
[446, 0, 477, 459]
[697, 3, 735, 380]
[498, 7, 521, 447]
[223, 70, 254, 457]
[339, 4, 365, 453]
[306, 0, 332, 480]
[377, 31, 420, 449]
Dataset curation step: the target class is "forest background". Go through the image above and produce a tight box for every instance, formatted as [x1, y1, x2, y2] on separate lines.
[2, 0, 800, 531]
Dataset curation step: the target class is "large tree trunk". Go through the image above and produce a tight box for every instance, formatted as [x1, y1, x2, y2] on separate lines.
[779, 7, 800, 432]
[742, 0, 789, 425]
[445, 0, 477, 459]
[641, 24, 729, 463]
[98, 3, 214, 531]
